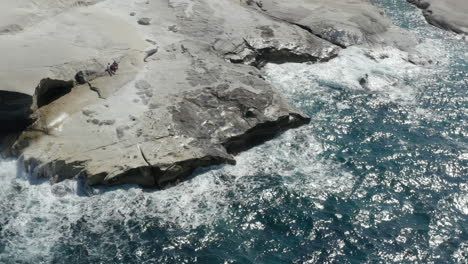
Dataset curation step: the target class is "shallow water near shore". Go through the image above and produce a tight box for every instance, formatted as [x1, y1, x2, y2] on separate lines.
[1, 1, 467, 263]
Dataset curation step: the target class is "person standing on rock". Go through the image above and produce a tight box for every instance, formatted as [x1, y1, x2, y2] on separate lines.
[106, 63, 114, 76]
[110, 61, 118, 74]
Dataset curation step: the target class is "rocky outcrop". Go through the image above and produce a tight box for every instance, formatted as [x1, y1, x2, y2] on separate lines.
[407, 0, 468, 34]
[216, 36, 339, 68]
[170, 85, 310, 155]
[0, 0, 416, 188]
[240, 0, 417, 49]
[7, 42, 311, 187]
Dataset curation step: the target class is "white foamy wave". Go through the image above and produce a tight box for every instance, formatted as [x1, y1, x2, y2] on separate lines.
[0, 159, 16, 178]
[264, 45, 442, 104]
[223, 127, 355, 200]
[0, 126, 354, 261]
[100, 127, 354, 230]
[0, 159, 17, 193]
[0, 159, 84, 261]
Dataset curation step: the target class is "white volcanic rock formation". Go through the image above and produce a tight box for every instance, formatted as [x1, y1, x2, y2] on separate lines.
[241, 0, 418, 49]
[408, 0, 468, 34]
[1, 0, 419, 187]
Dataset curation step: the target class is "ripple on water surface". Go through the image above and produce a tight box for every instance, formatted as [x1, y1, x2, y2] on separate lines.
[1, 1, 468, 263]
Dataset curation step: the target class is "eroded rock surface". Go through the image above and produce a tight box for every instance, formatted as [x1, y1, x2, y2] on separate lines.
[1, 0, 417, 187]
[241, 0, 417, 49]
[408, 0, 468, 34]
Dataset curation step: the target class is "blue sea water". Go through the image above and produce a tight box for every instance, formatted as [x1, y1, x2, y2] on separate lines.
[1, 1, 467, 263]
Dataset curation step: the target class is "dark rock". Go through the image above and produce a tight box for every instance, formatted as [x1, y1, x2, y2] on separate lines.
[75, 70, 104, 84]
[359, 74, 369, 90]
[33, 78, 75, 109]
[100, 120, 116, 126]
[145, 39, 157, 45]
[408, 0, 431, 9]
[171, 86, 310, 155]
[137, 17, 151, 25]
[144, 48, 158, 62]
[0, 91, 33, 135]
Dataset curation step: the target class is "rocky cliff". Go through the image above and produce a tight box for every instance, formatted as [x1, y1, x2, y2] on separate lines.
[1, 0, 421, 187]
[407, 0, 468, 35]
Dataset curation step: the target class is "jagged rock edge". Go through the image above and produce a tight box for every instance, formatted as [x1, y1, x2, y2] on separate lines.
[103, 111, 310, 187]
[227, 38, 339, 68]
[222, 113, 311, 154]
[15, 110, 309, 188]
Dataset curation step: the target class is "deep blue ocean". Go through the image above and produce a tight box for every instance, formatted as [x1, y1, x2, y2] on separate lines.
[1, 1, 467, 263]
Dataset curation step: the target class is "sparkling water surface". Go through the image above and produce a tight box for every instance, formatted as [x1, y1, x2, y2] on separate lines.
[1, 1, 467, 263]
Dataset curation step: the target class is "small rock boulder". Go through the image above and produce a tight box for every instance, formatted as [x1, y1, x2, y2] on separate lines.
[137, 18, 151, 25]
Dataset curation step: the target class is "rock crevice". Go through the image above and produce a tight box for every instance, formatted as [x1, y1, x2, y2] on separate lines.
[225, 38, 339, 67]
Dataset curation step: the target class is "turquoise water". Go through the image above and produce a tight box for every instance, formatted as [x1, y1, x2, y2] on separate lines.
[1, 1, 467, 263]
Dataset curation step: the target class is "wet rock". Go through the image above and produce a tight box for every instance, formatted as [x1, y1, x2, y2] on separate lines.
[359, 74, 369, 90]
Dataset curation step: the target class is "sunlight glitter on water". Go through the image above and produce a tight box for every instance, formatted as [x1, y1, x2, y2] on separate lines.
[1, 0, 467, 263]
